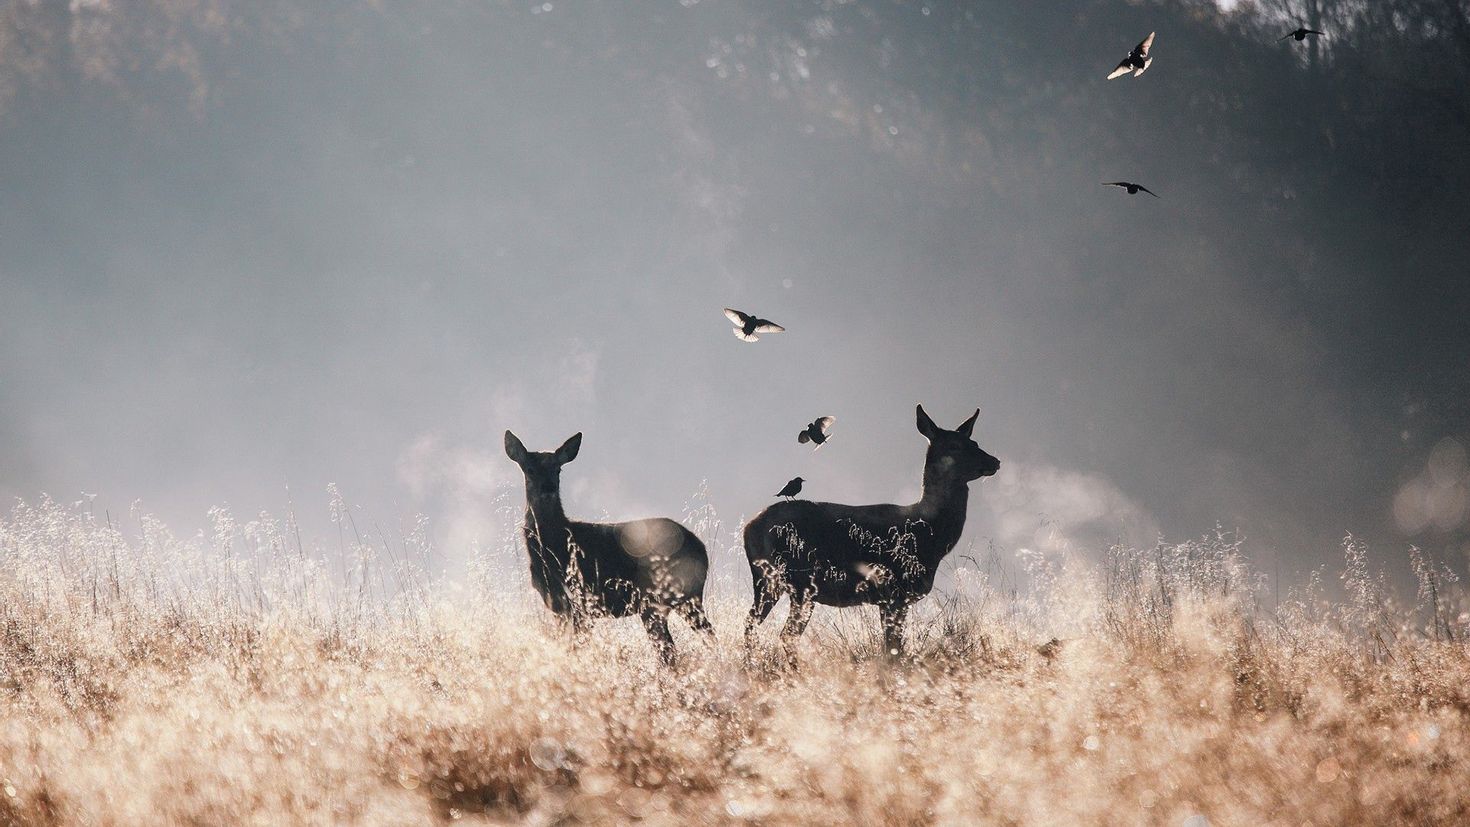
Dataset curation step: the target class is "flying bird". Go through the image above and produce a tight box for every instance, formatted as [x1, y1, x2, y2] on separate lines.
[1107, 31, 1155, 79]
[775, 477, 805, 500]
[724, 308, 786, 342]
[1103, 181, 1160, 198]
[1280, 27, 1325, 42]
[798, 416, 836, 449]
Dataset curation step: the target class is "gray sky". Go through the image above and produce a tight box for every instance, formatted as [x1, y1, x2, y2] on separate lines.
[1, 0, 1466, 588]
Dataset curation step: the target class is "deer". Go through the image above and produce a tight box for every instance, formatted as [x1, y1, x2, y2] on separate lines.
[504, 430, 715, 665]
[742, 405, 1000, 663]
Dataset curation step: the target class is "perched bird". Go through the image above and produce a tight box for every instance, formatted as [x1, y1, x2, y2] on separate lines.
[775, 477, 805, 500]
[1280, 27, 1324, 42]
[1103, 181, 1160, 198]
[1107, 31, 1155, 79]
[724, 308, 786, 342]
[798, 416, 836, 449]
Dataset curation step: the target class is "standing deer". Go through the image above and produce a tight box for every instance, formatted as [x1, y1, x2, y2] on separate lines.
[742, 405, 1000, 661]
[505, 430, 715, 665]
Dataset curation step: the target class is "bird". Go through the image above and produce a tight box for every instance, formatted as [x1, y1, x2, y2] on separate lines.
[1107, 31, 1155, 79]
[798, 416, 836, 449]
[723, 308, 786, 342]
[1280, 27, 1324, 42]
[1036, 638, 1066, 661]
[775, 477, 805, 500]
[1103, 181, 1160, 198]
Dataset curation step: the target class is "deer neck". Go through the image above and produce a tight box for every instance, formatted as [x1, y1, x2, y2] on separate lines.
[916, 454, 971, 537]
[523, 486, 570, 557]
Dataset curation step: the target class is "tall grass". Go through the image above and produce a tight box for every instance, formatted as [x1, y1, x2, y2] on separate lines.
[1, 496, 1467, 825]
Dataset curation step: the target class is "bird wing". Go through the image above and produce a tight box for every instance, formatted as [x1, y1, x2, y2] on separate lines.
[1134, 55, 1152, 76]
[1137, 185, 1160, 198]
[1107, 61, 1132, 80]
[1103, 181, 1130, 188]
[1305, 30, 1324, 36]
[732, 328, 759, 342]
[1138, 31, 1155, 55]
[1279, 31, 1296, 41]
[814, 416, 836, 434]
[753, 321, 786, 334]
[724, 308, 750, 326]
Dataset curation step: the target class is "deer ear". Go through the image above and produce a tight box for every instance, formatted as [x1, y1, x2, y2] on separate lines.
[504, 431, 527, 463]
[555, 432, 582, 464]
[956, 408, 979, 438]
[916, 404, 939, 440]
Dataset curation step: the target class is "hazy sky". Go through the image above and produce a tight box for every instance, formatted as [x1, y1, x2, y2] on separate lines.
[1, 0, 1466, 589]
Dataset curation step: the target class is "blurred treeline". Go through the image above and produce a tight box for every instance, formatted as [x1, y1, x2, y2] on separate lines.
[0, 0, 1465, 556]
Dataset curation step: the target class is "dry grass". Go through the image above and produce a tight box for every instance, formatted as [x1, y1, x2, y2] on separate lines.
[2, 498, 1469, 825]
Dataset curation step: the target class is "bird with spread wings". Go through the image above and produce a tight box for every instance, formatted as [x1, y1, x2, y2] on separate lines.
[724, 308, 786, 342]
[1108, 32, 1155, 79]
[798, 416, 836, 448]
[1103, 181, 1160, 198]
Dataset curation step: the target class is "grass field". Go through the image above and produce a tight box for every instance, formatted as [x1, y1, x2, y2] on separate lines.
[1, 497, 1467, 825]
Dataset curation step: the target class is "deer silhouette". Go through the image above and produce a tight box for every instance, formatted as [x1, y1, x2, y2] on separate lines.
[742, 405, 1000, 661]
[505, 430, 715, 665]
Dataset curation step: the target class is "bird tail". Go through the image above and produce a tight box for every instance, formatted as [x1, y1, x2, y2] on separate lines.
[733, 328, 759, 342]
[798, 431, 811, 444]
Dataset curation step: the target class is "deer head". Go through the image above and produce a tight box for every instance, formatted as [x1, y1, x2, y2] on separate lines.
[916, 404, 1001, 486]
[505, 431, 582, 506]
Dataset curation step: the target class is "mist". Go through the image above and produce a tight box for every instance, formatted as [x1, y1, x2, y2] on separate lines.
[1, 0, 1467, 589]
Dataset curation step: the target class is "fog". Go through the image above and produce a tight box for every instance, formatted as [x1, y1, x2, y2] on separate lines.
[1, 0, 1467, 588]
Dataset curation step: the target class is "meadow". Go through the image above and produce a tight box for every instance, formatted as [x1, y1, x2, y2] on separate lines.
[1, 496, 1467, 826]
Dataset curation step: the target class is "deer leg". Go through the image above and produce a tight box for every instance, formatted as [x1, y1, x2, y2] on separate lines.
[639, 607, 676, 667]
[564, 602, 593, 645]
[678, 597, 717, 641]
[779, 587, 815, 667]
[879, 602, 909, 661]
[551, 608, 588, 647]
[744, 574, 780, 649]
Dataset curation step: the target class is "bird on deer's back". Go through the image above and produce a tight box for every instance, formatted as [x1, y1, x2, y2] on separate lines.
[775, 477, 804, 500]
